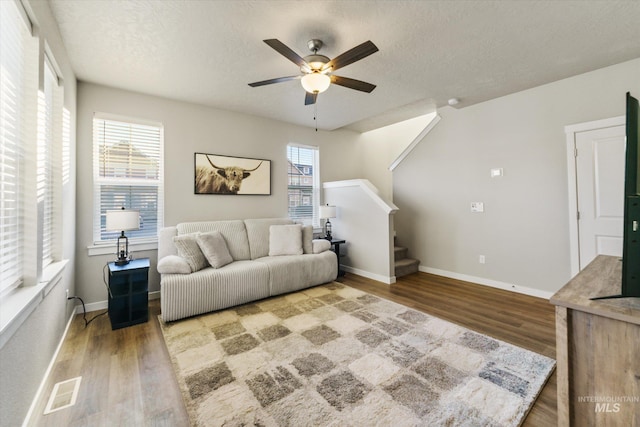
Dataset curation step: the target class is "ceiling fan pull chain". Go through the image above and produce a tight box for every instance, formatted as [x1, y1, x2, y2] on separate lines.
[314, 101, 318, 132]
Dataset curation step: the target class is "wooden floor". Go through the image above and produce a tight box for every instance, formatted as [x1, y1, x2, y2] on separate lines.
[28, 272, 557, 426]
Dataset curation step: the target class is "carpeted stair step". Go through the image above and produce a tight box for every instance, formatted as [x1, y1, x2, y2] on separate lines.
[395, 257, 420, 278]
[394, 246, 408, 261]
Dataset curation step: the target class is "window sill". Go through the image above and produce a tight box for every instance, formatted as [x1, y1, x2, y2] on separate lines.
[0, 260, 68, 350]
[87, 239, 158, 256]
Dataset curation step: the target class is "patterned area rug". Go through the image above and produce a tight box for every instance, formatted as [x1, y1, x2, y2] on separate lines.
[159, 283, 555, 426]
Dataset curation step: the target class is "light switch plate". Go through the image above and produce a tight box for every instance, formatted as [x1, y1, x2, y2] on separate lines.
[490, 168, 504, 178]
[471, 202, 484, 212]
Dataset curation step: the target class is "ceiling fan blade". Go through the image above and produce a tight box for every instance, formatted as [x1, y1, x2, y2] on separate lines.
[263, 39, 308, 68]
[248, 75, 300, 87]
[330, 75, 376, 93]
[305, 92, 317, 105]
[323, 40, 378, 72]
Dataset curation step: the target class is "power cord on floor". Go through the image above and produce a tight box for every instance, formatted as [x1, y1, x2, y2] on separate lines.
[103, 263, 112, 298]
[67, 262, 112, 328]
[67, 263, 112, 328]
[67, 295, 108, 327]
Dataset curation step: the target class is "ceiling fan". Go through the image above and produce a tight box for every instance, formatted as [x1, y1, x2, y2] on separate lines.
[248, 39, 379, 105]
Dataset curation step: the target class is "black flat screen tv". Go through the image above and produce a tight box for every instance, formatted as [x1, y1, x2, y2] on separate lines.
[592, 92, 640, 300]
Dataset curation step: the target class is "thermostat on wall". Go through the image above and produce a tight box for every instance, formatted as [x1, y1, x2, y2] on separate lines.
[471, 202, 484, 213]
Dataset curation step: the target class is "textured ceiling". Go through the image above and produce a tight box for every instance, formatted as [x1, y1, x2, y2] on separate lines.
[49, 0, 640, 131]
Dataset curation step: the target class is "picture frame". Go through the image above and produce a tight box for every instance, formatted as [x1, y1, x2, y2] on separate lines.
[194, 152, 271, 195]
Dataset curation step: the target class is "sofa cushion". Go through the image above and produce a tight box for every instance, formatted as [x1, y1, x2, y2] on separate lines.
[244, 218, 293, 259]
[160, 260, 271, 322]
[269, 224, 303, 256]
[177, 220, 250, 261]
[255, 251, 337, 296]
[302, 225, 313, 254]
[173, 233, 208, 272]
[157, 255, 191, 274]
[158, 226, 178, 260]
[197, 231, 233, 268]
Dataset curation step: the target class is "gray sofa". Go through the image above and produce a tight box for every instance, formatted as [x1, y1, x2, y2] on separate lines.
[157, 218, 337, 322]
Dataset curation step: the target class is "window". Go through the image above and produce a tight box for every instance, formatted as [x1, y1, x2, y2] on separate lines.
[93, 115, 164, 244]
[287, 144, 320, 227]
[0, 0, 38, 294]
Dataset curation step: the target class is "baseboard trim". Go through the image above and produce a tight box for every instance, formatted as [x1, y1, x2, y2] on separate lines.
[342, 266, 396, 285]
[419, 266, 554, 300]
[75, 291, 161, 314]
[22, 309, 75, 427]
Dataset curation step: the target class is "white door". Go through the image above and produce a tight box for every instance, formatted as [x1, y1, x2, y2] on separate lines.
[575, 125, 626, 269]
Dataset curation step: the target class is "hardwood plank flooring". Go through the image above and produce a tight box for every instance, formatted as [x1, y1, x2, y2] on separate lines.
[28, 272, 556, 426]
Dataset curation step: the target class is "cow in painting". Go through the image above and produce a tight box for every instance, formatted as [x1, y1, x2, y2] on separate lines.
[195, 154, 263, 194]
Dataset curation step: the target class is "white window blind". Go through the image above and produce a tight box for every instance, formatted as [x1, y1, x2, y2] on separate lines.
[62, 108, 71, 185]
[93, 115, 164, 244]
[37, 57, 62, 268]
[287, 144, 320, 227]
[0, 1, 37, 294]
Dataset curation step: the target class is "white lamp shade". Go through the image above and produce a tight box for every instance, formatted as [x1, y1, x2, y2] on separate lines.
[106, 209, 140, 231]
[301, 73, 331, 94]
[319, 205, 337, 219]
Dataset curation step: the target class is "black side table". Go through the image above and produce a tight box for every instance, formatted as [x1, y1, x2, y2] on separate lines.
[329, 239, 346, 278]
[107, 258, 149, 330]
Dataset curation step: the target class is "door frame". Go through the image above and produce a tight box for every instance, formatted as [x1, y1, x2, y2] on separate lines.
[564, 116, 624, 276]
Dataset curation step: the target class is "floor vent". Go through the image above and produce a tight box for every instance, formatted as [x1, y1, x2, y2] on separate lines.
[43, 376, 82, 415]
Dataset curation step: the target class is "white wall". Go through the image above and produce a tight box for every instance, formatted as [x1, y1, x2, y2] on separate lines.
[394, 58, 640, 296]
[76, 82, 363, 304]
[0, 1, 77, 425]
[357, 114, 436, 201]
[324, 180, 398, 283]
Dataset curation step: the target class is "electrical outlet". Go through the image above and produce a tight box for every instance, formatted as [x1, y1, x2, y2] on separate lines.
[479, 255, 485, 264]
[65, 289, 69, 299]
[490, 168, 504, 178]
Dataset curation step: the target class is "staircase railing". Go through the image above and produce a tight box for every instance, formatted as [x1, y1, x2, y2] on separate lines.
[323, 179, 398, 284]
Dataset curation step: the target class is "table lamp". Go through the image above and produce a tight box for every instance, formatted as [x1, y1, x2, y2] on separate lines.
[319, 204, 337, 240]
[106, 208, 140, 266]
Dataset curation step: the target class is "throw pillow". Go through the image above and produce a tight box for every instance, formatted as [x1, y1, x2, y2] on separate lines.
[269, 224, 303, 256]
[173, 233, 208, 272]
[302, 225, 313, 254]
[197, 230, 233, 268]
[157, 255, 191, 274]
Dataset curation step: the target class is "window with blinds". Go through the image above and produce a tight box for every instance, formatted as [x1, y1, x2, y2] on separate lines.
[287, 144, 320, 227]
[0, 0, 37, 294]
[93, 115, 164, 243]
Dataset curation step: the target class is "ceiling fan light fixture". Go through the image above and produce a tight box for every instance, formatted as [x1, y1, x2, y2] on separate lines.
[249, 38, 379, 106]
[301, 72, 330, 94]
[301, 53, 330, 74]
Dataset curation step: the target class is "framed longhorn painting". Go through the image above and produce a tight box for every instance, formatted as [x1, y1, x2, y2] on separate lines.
[194, 152, 271, 195]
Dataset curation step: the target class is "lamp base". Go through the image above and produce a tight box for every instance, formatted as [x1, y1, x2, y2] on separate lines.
[115, 258, 130, 266]
[324, 219, 332, 241]
[115, 234, 130, 266]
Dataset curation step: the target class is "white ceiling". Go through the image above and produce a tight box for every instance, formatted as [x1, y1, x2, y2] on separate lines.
[49, 0, 640, 132]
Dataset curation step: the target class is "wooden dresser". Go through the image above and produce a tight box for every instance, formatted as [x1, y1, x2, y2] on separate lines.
[550, 255, 640, 426]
